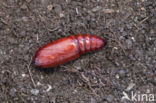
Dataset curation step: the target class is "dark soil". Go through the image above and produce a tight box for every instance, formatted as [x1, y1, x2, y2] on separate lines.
[0, 0, 155, 103]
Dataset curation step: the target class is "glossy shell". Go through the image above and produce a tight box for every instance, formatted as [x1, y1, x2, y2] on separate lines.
[34, 34, 106, 68]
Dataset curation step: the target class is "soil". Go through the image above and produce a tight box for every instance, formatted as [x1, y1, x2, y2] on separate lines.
[0, 0, 155, 103]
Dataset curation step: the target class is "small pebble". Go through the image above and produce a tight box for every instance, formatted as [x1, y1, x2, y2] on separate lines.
[126, 82, 135, 91]
[114, 47, 118, 50]
[47, 5, 53, 11]
[22, 74, 26, 77]
[131, 37, 136, 42]
[31, 89, 39, 95]
[73, 89, 78, 94]
[59, 13, 64, 18]
[75, 66, 81, 70]
[37, 82, 42, 86]
[115, 74, 120, 79]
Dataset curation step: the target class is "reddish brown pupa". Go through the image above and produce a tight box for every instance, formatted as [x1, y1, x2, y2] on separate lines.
[34, 34, 106, 68]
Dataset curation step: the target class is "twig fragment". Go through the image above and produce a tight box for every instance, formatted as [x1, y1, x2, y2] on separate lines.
[27, 57, 36, 88]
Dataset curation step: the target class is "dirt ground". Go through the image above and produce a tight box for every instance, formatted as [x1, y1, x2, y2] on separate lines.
[0, 0, 155, 103]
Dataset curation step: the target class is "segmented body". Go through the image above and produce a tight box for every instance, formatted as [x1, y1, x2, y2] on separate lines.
[34, 34, 106, 68]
